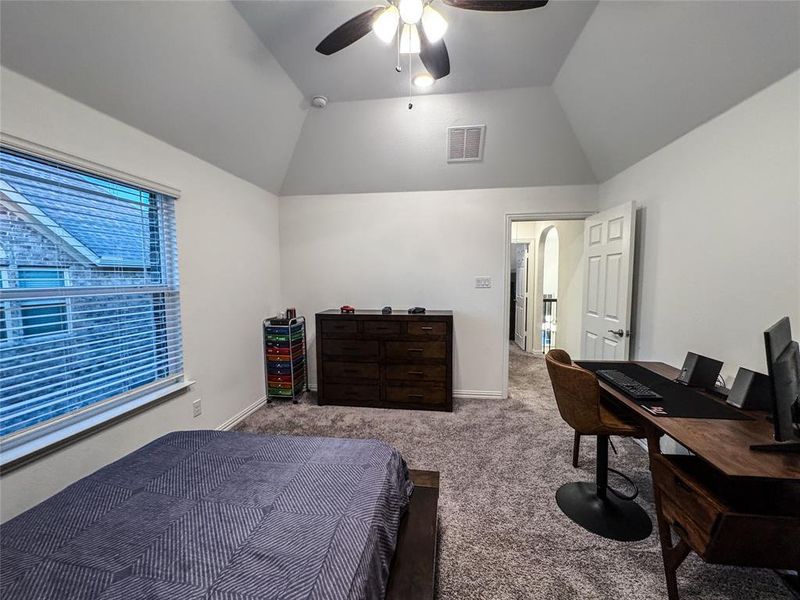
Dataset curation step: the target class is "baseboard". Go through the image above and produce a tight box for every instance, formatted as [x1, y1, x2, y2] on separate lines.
[216, 396, 267, 431]
[453, 389, 503, 400]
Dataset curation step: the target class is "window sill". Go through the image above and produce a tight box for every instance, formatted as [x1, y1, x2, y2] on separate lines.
[0, 380, 195, 474]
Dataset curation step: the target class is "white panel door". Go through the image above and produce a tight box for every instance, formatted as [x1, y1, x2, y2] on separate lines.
[513, 243, 529, 350]
[580, 202, 636, 360]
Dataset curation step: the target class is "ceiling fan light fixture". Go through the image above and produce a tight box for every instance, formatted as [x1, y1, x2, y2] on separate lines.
[399, 24, 421, 54]
[372, 5, 399, 44]
[412, 72, 435, 88]
[421, 6, 448, 43]
[398, 0, 424, 25]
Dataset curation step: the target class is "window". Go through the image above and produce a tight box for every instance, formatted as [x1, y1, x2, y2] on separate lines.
[0, 148, 183, 442]
[0, 244, 6, 341]
[18, 269, 68, 338]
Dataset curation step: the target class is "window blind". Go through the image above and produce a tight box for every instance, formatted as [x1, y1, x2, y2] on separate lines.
[0, 148, 183, 440]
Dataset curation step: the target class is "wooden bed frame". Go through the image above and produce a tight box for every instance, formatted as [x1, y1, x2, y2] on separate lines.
[386, 470, 440, 600]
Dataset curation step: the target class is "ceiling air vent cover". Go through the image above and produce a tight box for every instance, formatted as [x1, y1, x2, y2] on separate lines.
[447, 125, 486, 163]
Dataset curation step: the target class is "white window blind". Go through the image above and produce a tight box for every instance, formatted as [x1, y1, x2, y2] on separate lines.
[0, 148, 183, 442]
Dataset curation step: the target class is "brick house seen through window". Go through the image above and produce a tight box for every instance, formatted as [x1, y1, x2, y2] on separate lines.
[0, 149, 182, 439]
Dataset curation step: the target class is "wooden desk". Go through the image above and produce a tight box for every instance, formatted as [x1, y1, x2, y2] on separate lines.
[597, 361, 800, 599]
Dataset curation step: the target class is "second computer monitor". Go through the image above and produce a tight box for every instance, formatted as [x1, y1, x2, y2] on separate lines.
[764, 317, 800, 442]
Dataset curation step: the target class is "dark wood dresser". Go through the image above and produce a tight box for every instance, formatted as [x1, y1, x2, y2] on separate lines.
[315, 310, 453, 411]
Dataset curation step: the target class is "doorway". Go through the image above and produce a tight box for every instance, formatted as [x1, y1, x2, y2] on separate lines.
[504, 214, 592, 399]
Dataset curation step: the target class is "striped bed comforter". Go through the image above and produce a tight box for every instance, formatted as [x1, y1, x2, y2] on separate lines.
[0, 431, 414, 599]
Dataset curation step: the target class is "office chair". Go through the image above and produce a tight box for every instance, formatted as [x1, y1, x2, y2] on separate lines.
[545, 349, 653, 541]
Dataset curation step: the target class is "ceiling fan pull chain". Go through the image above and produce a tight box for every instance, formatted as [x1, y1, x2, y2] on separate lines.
[395, 22, 402, 73]
[408, 53, 414, 110]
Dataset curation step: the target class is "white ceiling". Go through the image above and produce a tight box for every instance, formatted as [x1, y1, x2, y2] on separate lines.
[0, 0, 306, 195]
[554, 0, 800, 181]
[233, 0, 599, 102]
[0, 0, 797, 195]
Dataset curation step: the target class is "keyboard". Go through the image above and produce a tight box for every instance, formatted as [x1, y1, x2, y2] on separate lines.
[596, 369, 663, 400]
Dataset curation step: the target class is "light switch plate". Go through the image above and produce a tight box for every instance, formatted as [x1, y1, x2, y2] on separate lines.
[192, 398, 202, 418]
[475, 276, 492, 289]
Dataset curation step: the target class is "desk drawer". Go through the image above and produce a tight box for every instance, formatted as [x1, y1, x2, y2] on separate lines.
[322, 340, 378, 359]
[651, 454, 726, 554]
[323, 362, 379, 381]
[386, 364, 446, 383]
[407, 321, 447, 337]
[321, 320, 357, 336]
[386, 385, 446, 406]
[385, 341, 446, 361]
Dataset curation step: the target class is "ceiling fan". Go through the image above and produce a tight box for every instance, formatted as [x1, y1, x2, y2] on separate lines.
[316, 0, 549, 84]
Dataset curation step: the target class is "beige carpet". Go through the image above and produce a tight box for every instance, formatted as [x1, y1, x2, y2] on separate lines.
[236, 344, 793, 600]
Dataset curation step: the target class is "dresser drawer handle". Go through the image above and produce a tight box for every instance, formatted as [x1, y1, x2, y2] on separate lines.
[408, 371, 424, 376]
[420, 326, 433, 331]
[341, 347, 360, 353]
[343, 369, 360, 375]
[408, 348, 424, 353]
[408, 394, 424, 399]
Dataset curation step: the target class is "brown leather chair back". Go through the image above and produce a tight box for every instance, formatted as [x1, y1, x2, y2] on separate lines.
[545, 349, 604, 434]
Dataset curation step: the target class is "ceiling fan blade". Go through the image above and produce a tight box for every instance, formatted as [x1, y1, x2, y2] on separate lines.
[420, 29, 450, 79]
[316, 6, 386, 55]
[441, 0, 548, 11]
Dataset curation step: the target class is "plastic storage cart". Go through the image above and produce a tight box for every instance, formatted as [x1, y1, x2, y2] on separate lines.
[263, 316, 308, 403]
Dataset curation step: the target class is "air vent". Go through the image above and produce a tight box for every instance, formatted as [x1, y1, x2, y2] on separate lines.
[447, 125, 485, 162]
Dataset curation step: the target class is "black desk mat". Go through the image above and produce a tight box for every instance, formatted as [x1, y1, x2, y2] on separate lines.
[575, 361, 753, 421]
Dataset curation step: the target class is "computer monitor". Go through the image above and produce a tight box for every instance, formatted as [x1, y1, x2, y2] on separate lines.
[763, 317, 800, 444]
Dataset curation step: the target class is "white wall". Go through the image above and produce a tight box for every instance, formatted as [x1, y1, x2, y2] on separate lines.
[281, 86, 596, 196]
[279, 187, 597, 396]
[542, 229, 559, 297]
[599, 70, 800, 383]
[0, 68, 283, 521]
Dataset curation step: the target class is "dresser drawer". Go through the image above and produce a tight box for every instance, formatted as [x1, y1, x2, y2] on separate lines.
[363, 321, 402, 336]
[322, 339, 379, 359]
[321, 320, 358, 336]
[386, 385, 446, 406]
[386, 364, 446, 382]
[385, 341, 446, 361]
[407, 321, 447, 336]
[325, 383, 380, 404]
[323, 361, 379, 381]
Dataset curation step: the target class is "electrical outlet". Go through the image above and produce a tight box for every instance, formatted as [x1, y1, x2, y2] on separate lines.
[192, 398, 202, 418]
[475, 276, 492, 289]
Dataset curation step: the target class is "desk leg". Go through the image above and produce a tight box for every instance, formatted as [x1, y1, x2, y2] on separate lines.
[646, 426, 691, 600]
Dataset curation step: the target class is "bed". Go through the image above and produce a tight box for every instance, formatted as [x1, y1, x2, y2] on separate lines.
[0, 431, 438, 599]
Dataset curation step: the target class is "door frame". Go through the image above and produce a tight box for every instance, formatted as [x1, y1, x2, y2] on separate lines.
[502, 211, 594, 400]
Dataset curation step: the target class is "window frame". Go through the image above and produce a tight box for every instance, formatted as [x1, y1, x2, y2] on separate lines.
[0, 139, 187, 471]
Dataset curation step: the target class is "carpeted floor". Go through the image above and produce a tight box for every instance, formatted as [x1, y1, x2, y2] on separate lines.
[236, 344, 793, 599]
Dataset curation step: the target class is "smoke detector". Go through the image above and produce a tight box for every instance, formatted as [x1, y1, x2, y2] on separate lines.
[310, 95, 328, 109]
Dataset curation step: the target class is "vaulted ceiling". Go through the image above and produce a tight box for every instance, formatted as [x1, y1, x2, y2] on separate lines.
[553, 0, 800, 181]
[0, 0, 306, 195]
[1, 1, 798, 195]
[232, 0, 599, 102]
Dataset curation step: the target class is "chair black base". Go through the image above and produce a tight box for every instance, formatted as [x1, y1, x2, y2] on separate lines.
[556, 481, 653, 541]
